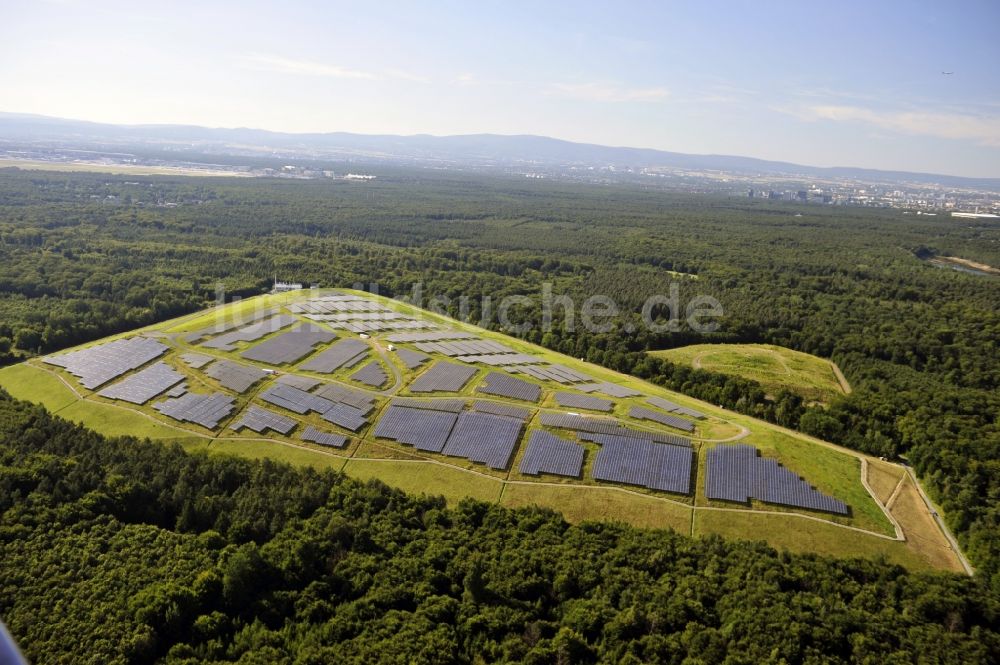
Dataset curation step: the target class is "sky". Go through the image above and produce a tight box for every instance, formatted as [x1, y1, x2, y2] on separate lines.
[2, 0, 999, 177]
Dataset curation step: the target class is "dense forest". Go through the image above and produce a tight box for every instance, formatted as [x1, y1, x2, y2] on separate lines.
[0, 167, 998, 657]
[1, 390, 998, 664]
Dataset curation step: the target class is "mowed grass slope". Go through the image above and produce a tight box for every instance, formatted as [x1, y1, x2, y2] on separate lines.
[650, 343, 848, 403]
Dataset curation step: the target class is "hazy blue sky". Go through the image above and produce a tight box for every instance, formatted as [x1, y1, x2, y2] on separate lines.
[2, 0, 999, 176]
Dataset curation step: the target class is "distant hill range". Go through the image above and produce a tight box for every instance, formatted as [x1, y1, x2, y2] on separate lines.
[1, 112, 998, 189]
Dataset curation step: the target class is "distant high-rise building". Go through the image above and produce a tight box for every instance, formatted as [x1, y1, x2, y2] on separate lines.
[748, 188, 754, 198]
[797, 190, 808, 202]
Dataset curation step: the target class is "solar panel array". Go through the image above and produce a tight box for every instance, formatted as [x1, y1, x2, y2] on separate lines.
[314, 383, 376, 411]
[408, 361, 478, 393]
[391, 397, 466, 412]
[44, 336, 169, 389]
[456, 353, 542, 366]
[554, 392, 614, 412]
[276, 374, 322, 391]
[629, 406, 695, 433]
[164, 383, 188, 398]
[230, 405, 297, 435]
[471, 400, 532, 420]
[241, 324, 337, 365]
[204, 360, 268, 393]
[200, 314, 297, 351]
[539, 412, 692, 447]
[257, 383, 370, 431]
[414, 339, 515, 356]
[180, 352, 213, 369]
[154, 392, 235, 429]
[289, 296, 390, 314]
[97, 361, 184, 404]
[374, 405, 458, 452]
[510, 364, 592, 384]
[184, 307, 278, 343]
[440, 412, 523, 470]
[646, 396, 706, 420]
[386, 331, 478, 343]
[477, 372, 541, 402]
[351, 361, 388, 388]
[706, 444, 848, 514]
[394, 348, 430, 369]
[302, 426, 348, 448]
[299, 338, 369, 373]
[317, 319, 438, 333]
[519, 431, 584, 477]
[586, 433, 693, 494]
[575, 382, 641, 398]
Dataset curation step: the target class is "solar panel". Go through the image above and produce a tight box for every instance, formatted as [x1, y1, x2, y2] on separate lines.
[179, 352, 213, 369]
[705, 444, 848, 514]
[44, 336, 169, 389]
[471, 400, 532, 420]
[351, 361, 388, 388]
[554, 392, 614, 412]
[230, 405, 297, 435]
[646, 396, 707, 420]
[386, 331, 478, 343]
[477, 372, 541, 402]
[97, 361, 185, 404]
[390, 397, 466, 412]
[408, 361, 477, 393]
[519, 431, 584, 477]
[629, 406, 695, 433]
[441, 412, 523, 470]
[320, 402, 369, 432]
[258, 383, 336, 415]
[510, 364, 592, 383]
[299, 338, 370, 373]
[204, 359, 268, 393]
[588, 433, 692, 494]
[183, 307, 278, 343]
[314, 383, 377, 412]
[200, 314, 297, 351]
[153, 391, 235, 429]
[456, 353, 541, 366]
[414, 339, 516, 357]
[373, 405, 459, 452]
[394, 348, 430, 369]
[241, 324, 337, 365]
[574, 382, 641, 398]
[276, 374, 323, 391]
[540, 412, 691, 447]
[302, 426, 348, 448]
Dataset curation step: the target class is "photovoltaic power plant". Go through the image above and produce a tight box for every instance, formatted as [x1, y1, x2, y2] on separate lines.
[440, 412, 523, 470]
[519, 431, 584, 477]
[44, 336, 168, 389]
[153, 392, 235, 429]
[394, 348, 430, 369]
[471, 400, 532, 420]
[97, 361, 184, 404]
[585, 433, 693, 494]
[204, 360, 268, 393]
[241, 324, 336, 365]
[351, 361, 388, 388]
[200, 314, 297, 351]
[575, 382, 641, 398]
[374, 405, 458, 452]
[301, 426, 348, 448]
[629, 406, 695, 432]
[477, 372, 541, 402]
[391, 397, 466, 412]
[646, 396, 706, 420]
[408, 361, 477, 393]
[299, 338, 369, 373]
[554, 392, 614, 412]
[706, 444, 848, 514]
[230, 405, 296, 435]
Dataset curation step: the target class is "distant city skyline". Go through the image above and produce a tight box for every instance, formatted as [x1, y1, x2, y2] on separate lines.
[1, 0, 998, 178]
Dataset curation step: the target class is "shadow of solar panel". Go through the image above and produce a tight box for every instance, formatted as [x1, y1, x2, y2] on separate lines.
[299, 338, 369, 373]
[705, 444, 848, 514]
[574, 382, 640, 398]
[442, 412, 523, 470]
[374, 405, 458, 452]
[97, 361, 184, 404]
[471, 400, 531, 420]
[241, 324, 337, 365]
[200, 314, 297, 351]
[588, 433, 692, 494]
[205, 360, 268, 393]
[629, 406, 695, 433]
[351, 361, 388, 388]
[646, 396, 706, 420]
[477, 372, 541, 402]
[44, 336, 169, 389]
[302, 426, 349, 448]
[554, 392, 613, 412]
[230, 405, 296, 435]
[391, 397, 466, 412]
[408, 361, 477, 393]
[395, 348, 430, 369]
[153, 392, 235, 430]
[519, 431, 584, 477]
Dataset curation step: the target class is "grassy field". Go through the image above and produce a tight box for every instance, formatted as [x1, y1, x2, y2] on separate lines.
[209, 438, 347, 471]
[0, 363, 80, 412]
[887, 474, 965, 573]
[342, 459, 504, 504]
[501, 483, 691, 531]
[650, 343, 848, 403]
[868, 458, 906, 505]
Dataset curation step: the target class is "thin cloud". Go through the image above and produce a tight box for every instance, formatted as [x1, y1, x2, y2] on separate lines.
[794, 104, 1000, 147]
[241, 54, 428, 83]
[548, 82, 669, 103]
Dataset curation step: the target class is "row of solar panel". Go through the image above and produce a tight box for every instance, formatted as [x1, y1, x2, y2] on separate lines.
[44, 336, 169, 389]
[646, 396, 707, 420]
